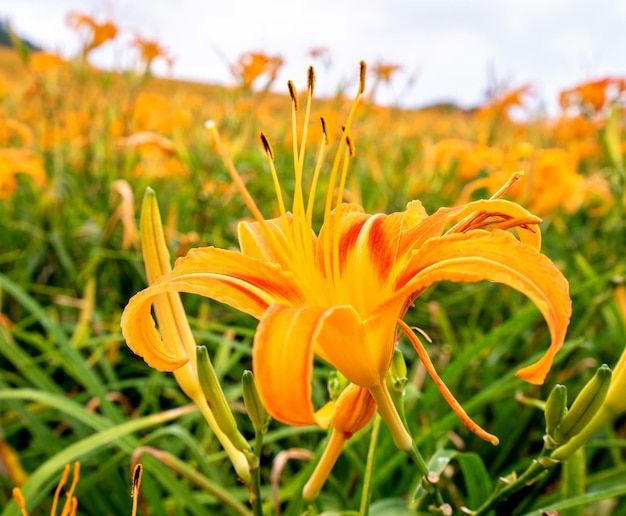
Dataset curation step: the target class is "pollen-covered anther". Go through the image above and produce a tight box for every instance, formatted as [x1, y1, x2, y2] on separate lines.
[346, 134, 355, 157]
[259, 132, 275, 161]
[287, 80, 299, 111]
[320, 117, 328, 145]
[307, 66, 316, 95]
[359, 60, 367, 94]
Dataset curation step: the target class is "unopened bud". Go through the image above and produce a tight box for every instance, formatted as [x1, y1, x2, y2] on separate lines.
[389, 349, 408, 392]
[544, 384, 568, 437]
[196, 346, 251, 453]
[554, 364, 612, 444]
[242, 370, 270, 434]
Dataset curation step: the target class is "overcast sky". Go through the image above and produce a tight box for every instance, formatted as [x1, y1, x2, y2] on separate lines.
[3, 0, 626, 113]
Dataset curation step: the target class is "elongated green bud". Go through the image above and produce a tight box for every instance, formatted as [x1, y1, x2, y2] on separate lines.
[389, 349, 408, 392]
[196, 346, 251, 453]
[544, 384, 568, 449]
[545, 384, 568, 435]
[242, 370, 270, 434]
[554, 364, 612, 444]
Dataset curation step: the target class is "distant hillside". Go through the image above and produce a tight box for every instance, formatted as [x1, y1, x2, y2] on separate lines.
[0, 17, 42, 50]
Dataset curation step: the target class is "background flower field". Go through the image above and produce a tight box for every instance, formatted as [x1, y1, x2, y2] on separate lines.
[0, 13, 625, 516]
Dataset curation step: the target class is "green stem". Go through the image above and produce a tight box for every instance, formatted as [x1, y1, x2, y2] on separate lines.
[473, 459, 553, 515]
[249, 432, 265, 516]
[408, 444, 445, 508]
[359, 414, 382, 516]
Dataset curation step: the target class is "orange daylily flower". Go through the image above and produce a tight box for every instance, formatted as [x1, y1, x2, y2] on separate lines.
[121, 65, 571, 455]
[0, 148, 46, 198]
[230, 52, 284, 90]
[66, 12, 118, 54]
[559, 77, 626, 114]
[132, 35, 174, 73]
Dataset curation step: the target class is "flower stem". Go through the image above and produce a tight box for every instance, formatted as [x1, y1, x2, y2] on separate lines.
[369, 383, 444, 508]
[249, 432, 265, 516]
[359, 413, 382, 516]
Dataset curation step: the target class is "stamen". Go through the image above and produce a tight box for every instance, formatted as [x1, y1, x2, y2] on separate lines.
[131, 464, 143, 516]
[51, 464, 70, 516]
[288, 80, 299, 111]
[11, 488, 28, 516]
[307, 65, 316, 95]
[491, 171, 524, 200]
[359, 60, 366, 94]
[208, 120, 300, 283]
[398, 320, 500, 445]
[206, 121, 265, 223]
[305, 118, 329, 226]
[60, 462, 80, 516]
[320, 117, 328, 144]
[259, 132, 275, 161]
[322, 62, 366, 288]
[259, 132, 287, 218]
[345, 134, 355, 157]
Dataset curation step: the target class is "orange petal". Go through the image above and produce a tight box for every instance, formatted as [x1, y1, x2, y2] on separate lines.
[391, 230, 571, 384]
[252, 304, 319, 426]
[252, 304, 380, 426]
[121, 248, 303, 371]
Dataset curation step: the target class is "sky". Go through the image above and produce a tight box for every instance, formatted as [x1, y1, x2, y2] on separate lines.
[2, 0, 626, 114]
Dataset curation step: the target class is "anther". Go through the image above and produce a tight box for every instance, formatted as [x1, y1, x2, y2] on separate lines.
[259, 132, 275, 161]
[346, 135, 355, 157]
[307, 66, 316, 95]
[287, 80, 299, 111]
[359, 61, 366, 94]
[320, 117, 328, 144]
[132, 463, 143, 494]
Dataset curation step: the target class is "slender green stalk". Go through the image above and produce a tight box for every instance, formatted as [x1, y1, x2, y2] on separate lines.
[359, 414, 381, 516]
[249, 432, 265, 516]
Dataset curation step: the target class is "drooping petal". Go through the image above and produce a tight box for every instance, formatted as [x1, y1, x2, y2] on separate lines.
[121, 248, 304, 371]
[251, 304, 319, 426]
[252, 304, 381, 426]
[389, 229, 571, 384]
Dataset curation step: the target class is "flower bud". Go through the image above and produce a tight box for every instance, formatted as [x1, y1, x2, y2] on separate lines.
[544, 384, 568, 437]
[332, 384, 377, 439]
[554, 364, 612, 444]
[242, 370, 270, 434]
[389, 348, 408, 392]
[196, 346, 251, 453]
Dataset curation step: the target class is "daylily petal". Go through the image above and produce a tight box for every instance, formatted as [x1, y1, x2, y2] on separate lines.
[251, 304, 319, 426]
[390, 229, 571, 384]
[315, 203, 429, 316]
[121, 247, 304, 371]
[252, 304, 381, 426]
[312, 305, 381, 387]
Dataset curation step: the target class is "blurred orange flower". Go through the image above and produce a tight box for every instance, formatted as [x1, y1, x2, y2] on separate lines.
[559, 77, 626, 114]
[230, 52, 283, 90]
[0, 148, 46, 198]
[67, 12, 118, 54]
[132, 35, 174, 73]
